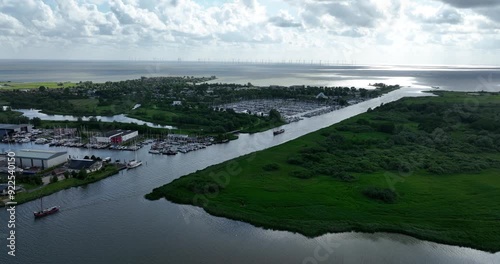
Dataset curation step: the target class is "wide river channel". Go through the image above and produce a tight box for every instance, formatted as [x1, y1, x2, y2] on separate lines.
[1, 88, 499, 264]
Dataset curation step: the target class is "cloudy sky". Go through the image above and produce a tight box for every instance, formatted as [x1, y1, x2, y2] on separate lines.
[0, 0, 499, 65]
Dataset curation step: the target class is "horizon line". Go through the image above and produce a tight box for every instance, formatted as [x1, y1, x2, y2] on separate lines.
[0, 58, 499, 68]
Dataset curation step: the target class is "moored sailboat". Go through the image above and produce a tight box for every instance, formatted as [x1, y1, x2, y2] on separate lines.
[127, 140, 143, 169]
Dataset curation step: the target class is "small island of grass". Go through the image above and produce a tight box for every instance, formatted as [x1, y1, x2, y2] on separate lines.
[146, 91, 500, 252]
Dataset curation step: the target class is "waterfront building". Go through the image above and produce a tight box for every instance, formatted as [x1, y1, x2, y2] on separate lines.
[94, 130, 138, 144]
[67, 159, 103, 173]
[0, 124, 33, 137]
[15, 149, 68, 170]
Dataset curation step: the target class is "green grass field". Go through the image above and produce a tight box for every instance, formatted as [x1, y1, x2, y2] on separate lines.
[68, 98, 120, 115]
[128, 107, 179, 124]
[0, 82, 77, 89]
[147, 92, 500, 252]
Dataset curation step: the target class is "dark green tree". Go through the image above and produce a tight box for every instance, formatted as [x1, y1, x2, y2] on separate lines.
[31, 117, 42, 127]
[50, 175, 58, 183]
[269, 109, 282, 122]
[77, 169, 88, 180]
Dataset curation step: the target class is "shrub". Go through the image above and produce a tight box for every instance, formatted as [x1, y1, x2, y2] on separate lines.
[301, 153, 323, 162]
[50, 175, 58, 184]
[262, 163, 280, 171]
[330, 170, 356, 182]
[339, 174, 356, 182]
[290, 170, 314, 179]
[362, 187, 397, 203]
[186, 178, 224, 195]
[377, 122, 396, 134]
[356, 118, 370, 125]
[77, 169, 88, 180]
[299, 146, 327, 154]
[320, 131, 331, 137]
[287, 155, 304, 165]
[313, 165, 335, 175]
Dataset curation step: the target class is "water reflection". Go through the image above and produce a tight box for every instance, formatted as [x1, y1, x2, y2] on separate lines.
[15, 109, 175, 129]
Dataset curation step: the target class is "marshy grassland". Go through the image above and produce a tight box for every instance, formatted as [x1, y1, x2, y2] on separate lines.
[147, 92, 500, 252]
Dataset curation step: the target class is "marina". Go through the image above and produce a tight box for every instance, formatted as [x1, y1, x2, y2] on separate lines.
[2, 129, 217, 155]
[1, 87, 498, 264]
[216, 98, 351, 123]
[148, 135, 213, 155]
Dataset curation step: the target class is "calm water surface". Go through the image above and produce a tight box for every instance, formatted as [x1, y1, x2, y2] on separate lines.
[0, 88, 499, 263]
[1, 60, 499, 92]
[14, 109, 175, 129]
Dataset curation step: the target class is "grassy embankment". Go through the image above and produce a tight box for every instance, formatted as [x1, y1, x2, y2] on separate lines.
[146, 91, 500, 252]
[2, 164, 120, 206]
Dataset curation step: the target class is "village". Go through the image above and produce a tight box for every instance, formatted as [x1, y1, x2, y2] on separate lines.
[0, 122, 220, 203]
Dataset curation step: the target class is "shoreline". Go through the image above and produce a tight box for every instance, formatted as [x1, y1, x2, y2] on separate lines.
[0, 164, 120, 207]
[149, 167, 500, 253]
[146, 92, 500, 253]
[158, 194, 500, 253]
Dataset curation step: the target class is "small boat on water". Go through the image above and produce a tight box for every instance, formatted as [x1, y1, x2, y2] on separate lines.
[273, 129, 285, 135]
[164, 149, 178, 155]
[148, 149, 161, 154]
[126, 160, 143, 169]
[35, 138, 48, 144]
[127, 139, 143, 169]
[34, 198, 59, 218]
[34, 206, 60, 218]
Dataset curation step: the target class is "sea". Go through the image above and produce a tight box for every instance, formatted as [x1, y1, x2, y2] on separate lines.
[0, 60, 499, 92]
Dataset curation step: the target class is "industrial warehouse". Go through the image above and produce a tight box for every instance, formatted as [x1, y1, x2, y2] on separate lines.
[0, 124, 33, 138]
[15, 149, 68, 170]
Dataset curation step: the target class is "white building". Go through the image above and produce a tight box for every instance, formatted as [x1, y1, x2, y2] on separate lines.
[95, 130, 138, 144]
[15, 149, 68, 170]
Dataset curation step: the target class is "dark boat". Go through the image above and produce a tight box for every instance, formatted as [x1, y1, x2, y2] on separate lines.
[34, 198, 60, 218]
[165, 149, 178, 155]
[34, 206, 60, 218]
[273, 129, 285, 135]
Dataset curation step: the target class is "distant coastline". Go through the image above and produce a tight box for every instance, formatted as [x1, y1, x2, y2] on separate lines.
[1, 60, 499, 90]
